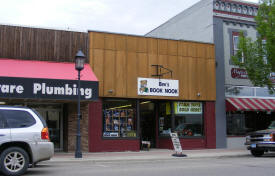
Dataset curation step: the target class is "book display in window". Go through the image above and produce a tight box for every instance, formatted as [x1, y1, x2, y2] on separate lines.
[103, 109, 136, 138]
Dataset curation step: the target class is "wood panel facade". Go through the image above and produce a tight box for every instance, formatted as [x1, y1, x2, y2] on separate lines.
[0, 25, 88, 62]
[89, 31, 216, 101]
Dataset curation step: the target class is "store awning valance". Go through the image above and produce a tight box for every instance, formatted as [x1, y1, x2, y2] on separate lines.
[226, 97, 275, 112]
[0, 58, 97, 81]
[0, 58, 98, 101]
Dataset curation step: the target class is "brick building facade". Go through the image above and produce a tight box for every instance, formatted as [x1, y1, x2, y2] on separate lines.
[0, 25, 98, 152]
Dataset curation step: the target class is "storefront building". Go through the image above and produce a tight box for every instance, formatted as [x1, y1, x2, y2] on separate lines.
[146, 0, 275, 149]
[88, 31, 216, 152]
[0, 25, 99, 152]
[0, 59, 98, 151]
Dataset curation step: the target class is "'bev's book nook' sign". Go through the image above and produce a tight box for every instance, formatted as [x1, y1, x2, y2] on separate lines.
[137, 77, 179, 97]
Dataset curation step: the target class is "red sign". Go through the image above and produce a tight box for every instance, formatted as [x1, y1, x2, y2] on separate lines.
[231, 68, 248, 79]
[231, 68, 275, 83]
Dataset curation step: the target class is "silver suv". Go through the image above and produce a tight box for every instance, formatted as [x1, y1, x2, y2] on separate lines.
[0, 106, 54, 176]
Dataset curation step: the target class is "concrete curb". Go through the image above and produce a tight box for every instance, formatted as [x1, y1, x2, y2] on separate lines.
[47, 149, 251, 163]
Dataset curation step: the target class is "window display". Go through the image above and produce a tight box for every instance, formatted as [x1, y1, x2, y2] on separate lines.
[174, 102, 204, 137]
[103, 99, 137, 138]
[158, 102, 172, 136]
[159, 101, 204, 137]
[174, 115, 203, 137]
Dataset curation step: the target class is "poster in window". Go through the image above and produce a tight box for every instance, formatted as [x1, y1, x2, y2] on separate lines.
[175, 102, 202, 114]
[159, 117, 164, 131]
[105, 110, 112, 131]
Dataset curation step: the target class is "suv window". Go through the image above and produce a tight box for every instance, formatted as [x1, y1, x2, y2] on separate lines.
[1, 110, 36, 128]
[0, 112, 8, 129]
[32, 109, 47, 128]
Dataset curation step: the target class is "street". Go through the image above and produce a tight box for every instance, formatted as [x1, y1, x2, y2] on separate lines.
[21, 154, 275, 176]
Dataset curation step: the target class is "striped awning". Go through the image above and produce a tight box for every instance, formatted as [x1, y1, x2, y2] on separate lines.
[226, 97, 275, 112]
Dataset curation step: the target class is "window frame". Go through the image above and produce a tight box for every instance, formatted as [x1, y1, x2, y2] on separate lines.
[232, 32, 244, 63]
[158, 101, 205, 138]
[262, 39, 267, 64]
[102, 98, 138, 139]
[0, 111, 8, 129]
[228, 29, 247, 65]
[2, 109, 36, 128]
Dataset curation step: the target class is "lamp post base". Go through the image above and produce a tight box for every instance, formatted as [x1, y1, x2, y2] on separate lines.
[75, 151, 82, 158]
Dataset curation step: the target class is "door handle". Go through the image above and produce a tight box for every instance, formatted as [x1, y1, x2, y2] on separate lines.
[0, 134, 5, 137]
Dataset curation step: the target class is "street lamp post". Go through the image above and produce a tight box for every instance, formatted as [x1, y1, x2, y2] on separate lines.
[74, 50, 86, 158]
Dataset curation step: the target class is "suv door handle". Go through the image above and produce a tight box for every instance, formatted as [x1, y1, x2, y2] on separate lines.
[0, 134, 5, 136]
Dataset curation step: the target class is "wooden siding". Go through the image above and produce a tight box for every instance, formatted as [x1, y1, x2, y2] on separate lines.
[0, 25, 88, 62]
[89, 31, 216, 101]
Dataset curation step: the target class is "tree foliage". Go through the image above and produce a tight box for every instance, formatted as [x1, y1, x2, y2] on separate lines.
[232, 0, 275, 92]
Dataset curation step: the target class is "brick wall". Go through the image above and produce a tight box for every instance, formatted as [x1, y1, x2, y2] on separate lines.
[88, 99, 140, 152]
[158, 101, 216, 149]
[88, 100, 216, 152]
[67, 103, 89, 152]
[204, 101, 216, 148]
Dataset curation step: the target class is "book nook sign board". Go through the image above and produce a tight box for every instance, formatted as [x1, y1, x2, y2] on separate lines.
[137, 77, 179, 97]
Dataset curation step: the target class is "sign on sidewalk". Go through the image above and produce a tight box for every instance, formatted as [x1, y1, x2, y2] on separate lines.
[170, 133, 187, 157]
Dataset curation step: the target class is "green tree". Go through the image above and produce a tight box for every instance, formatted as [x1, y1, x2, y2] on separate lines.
[232, 0, 275, 92]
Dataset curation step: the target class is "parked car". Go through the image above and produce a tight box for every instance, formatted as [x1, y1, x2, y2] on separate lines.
[0, 105, 54, 176]
[245, 121, 275, 157]
[175, 123, 202, 137]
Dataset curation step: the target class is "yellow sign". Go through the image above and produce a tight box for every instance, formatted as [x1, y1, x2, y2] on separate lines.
[126, 131, 136, 137]
[174, 102, 202, 114]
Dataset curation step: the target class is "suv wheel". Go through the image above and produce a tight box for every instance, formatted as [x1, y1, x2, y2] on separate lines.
[251, 149, 264, 157]
[0, 147, 29, 176]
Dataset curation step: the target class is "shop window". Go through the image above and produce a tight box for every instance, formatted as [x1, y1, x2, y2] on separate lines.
[158, 101, 204, 137]
[174, 102, 204, 137]
[159, 102, 172, 136]
[226, 113, 246, 136]
[227, 112, 275, 136]
[102, 99, 137, 138]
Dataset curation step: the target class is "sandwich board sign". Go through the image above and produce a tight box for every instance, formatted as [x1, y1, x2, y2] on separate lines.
[170, 133, 187, 157]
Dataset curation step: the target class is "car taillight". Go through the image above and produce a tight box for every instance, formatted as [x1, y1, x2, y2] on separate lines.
[41, 128, 50, 141]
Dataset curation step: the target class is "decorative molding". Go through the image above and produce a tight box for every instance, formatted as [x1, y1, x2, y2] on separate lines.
[222, 18, 256, 28]
[213, 11, 256, 23]
[213, 0, 258, 18]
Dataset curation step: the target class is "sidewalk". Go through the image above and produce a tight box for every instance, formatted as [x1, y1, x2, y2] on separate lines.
[49, 149, 250, 163]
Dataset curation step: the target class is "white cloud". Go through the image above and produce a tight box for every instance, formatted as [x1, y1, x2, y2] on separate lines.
[0, 0, 261, 34]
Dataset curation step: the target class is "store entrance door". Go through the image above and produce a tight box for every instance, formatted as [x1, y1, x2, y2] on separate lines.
[26, 104, 63, 151]
[140, 100, 156, 148]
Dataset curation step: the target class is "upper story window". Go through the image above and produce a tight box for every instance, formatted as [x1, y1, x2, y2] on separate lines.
[232, 32, 244, 63]
[262, 39, 267, 64]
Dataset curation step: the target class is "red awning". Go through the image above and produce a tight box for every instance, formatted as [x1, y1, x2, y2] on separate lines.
[226, 97, 275, 112]
[0, 58, 97, 81]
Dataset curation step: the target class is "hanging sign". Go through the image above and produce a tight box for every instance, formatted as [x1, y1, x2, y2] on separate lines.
[175, 102, 202, 114]
[137, 77, 179, 97]
[231, 68, 275, 83]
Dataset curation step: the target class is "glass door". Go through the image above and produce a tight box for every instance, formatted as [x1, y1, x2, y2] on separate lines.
[6, 102, 63, 151]
[27, 104, 63, 151]
[140, 100, 156, 148]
